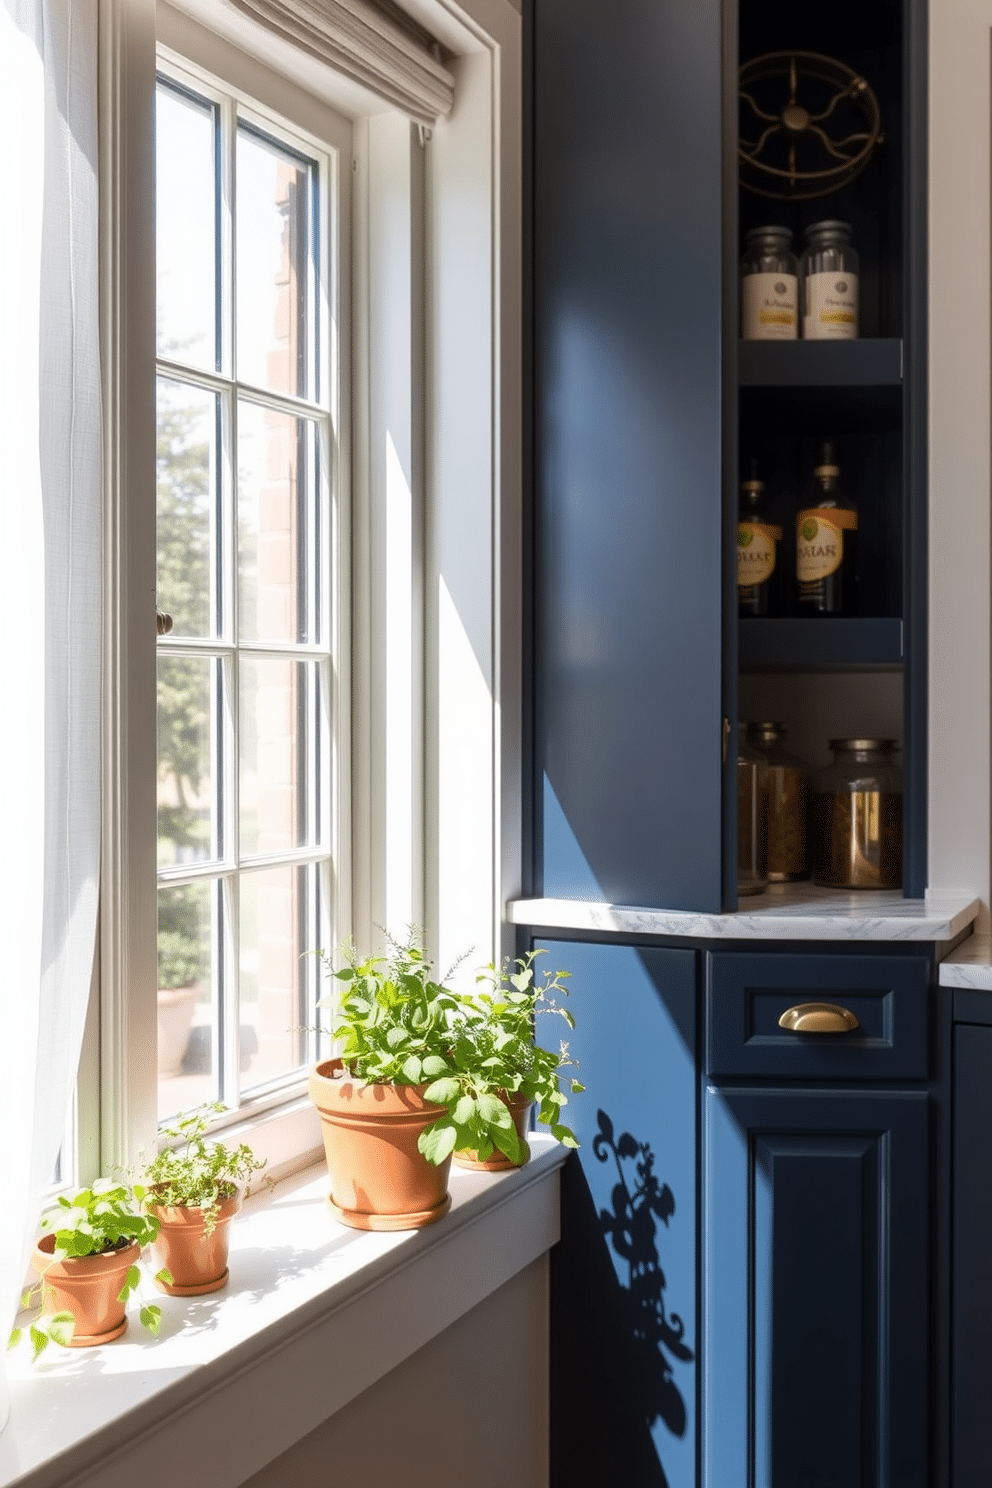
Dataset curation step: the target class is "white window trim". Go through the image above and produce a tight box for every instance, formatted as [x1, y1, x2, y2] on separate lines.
[93, 0, 522, 1181]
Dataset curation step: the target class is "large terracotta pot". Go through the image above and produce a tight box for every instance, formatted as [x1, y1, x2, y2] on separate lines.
[156, 985, 198, 1075]
[453, 1092, 533, 1171]
[308, 1058, 452, 1231]
[147, 1190, 241, 1296]
[32, 1234, 141, 1347]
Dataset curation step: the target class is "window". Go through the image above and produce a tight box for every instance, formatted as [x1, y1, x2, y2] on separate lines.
[153, 56, 345, 1122]
[87, 0, 517, 1184]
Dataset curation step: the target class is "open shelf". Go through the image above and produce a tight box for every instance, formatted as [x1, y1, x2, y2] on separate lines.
[739, 617, 903, 671]
[739, 338, 903, 388]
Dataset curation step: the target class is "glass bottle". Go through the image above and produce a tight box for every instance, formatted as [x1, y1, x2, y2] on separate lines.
[746, 722, 810, 881]
[796, 440, 858, 616]
[738, 726, 769, 896]
[738, 465, 782, 617]
[811, 739, 903, 889]
[800, 220, 859, 339]
[740, 225, 799, 340]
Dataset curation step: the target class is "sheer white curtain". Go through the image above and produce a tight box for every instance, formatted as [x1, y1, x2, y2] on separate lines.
[0, 0, 101, 1429]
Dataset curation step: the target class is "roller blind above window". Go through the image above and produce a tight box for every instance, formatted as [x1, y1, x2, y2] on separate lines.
[216, 0, 454, 126]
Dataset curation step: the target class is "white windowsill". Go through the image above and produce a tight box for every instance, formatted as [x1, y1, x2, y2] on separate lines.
[0, 1136, 567, 1488]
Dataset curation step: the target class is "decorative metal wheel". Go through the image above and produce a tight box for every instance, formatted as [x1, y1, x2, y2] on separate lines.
[739, 51, 883, 200]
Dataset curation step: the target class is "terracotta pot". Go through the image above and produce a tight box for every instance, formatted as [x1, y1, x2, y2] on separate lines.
[308, 1058, 452, 1230]
[156, 985, 198, 1075]
[32, 1233, 141, 1347]
[453, 1092, 533, 1171]
[147, 1190, 241, 1296]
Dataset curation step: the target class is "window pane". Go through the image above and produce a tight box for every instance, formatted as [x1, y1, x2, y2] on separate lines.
[157, 654, 219, 868]
[240, 864, 308, 1090]
[239, 658, 314, 856]
[157, 880, 217, 1119]
[238, 402, 317, 644]
[157, 378, 219, 639]
[236, 125, 315, 398]
[156, 82, 218, 370]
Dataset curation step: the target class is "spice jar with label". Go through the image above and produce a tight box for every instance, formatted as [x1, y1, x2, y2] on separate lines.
[811, 738, 903, 889]
[738, 726, 769, 896]
[800, 220, 859, 339]
[796, 440, 858, 616]
[746, 721, 810, 881]
[740, 226, 799, 340]
[738, 465, 782, 616]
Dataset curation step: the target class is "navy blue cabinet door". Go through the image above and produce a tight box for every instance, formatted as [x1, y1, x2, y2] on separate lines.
[530, 0, 732, 912]
[951, 1023, 992, 1488]
[536, 940, 698, 1488]
[704, 1086, 928, 1488]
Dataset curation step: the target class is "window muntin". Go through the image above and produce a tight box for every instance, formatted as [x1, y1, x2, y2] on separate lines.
[154, 65, 334, 1124]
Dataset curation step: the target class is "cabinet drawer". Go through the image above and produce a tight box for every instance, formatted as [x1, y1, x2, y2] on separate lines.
[706, 951, 930, 1081]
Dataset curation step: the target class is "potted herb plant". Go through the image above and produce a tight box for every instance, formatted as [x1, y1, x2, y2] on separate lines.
[449, 949, 583, 1171]
[308, 934, 582, 1230]
[135, 1105, 267, 1295]
[308, 935, 467, 1231]
[11, 1181, 166, 1358]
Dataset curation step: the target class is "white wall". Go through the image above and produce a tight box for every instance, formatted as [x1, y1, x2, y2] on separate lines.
[928, 0, 992, 930]
[241, 1259, 549, 1488]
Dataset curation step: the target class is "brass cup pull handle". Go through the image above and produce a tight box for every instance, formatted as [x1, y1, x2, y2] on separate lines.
[778, 1001, 860, 1035]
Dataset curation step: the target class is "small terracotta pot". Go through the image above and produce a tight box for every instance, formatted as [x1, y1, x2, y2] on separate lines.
[147, 1190, 241, 1295]
[308, 1058, 452, 1230]
[453, 1092, 533, 1171]
[32, 1233, 141, 1347]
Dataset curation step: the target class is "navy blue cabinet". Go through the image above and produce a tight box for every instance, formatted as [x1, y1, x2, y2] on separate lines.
[704, 1085, 929, 1488]
[536, 938, 699, 1488]
[530, 0, 732, 912]
[950, 1015, 992, 1488]
[528, 0, 928, 908]
[704, 949, 933, 1487]
[534, 937, 939, 1487]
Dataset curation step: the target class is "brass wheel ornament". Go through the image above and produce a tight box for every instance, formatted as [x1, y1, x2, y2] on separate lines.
[739, 51, 883, 200]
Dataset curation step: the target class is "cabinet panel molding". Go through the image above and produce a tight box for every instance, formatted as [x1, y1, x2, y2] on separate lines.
[704, 1085, 928, 1488]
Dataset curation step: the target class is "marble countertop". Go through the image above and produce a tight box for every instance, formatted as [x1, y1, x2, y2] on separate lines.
[938, 934, 992, 990]
[507, 885, 981, 943]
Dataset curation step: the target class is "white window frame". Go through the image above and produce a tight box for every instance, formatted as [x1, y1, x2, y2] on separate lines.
[91, 0, 522, 1182]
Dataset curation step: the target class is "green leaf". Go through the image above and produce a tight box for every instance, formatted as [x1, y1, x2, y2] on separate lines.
[156, 1268, 173, 1287]
[401, 1054, 423, 1083]
[140, 1304, 163, 1335]
[423, 1076, 460, 1106]
[418, 1123, 458, 1165]
[421, 1054, 450, 1078]
[452, 1094, 478, 1126]
[30, 1326, 49, 1362]
[477, 1092, 512, 1127]
[8, 1327, 22, 1350]
[48, 1314, 76, 1349]
[551, 1125, 579, 1147]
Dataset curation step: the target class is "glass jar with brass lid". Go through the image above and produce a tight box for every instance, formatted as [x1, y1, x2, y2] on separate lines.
[746, 722, 810, 882]
[811, 738, 902, 889]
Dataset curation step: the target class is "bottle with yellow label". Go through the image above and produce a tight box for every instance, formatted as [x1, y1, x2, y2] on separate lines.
[795, 441, 858, 616]
[738, 465, 782, 617]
